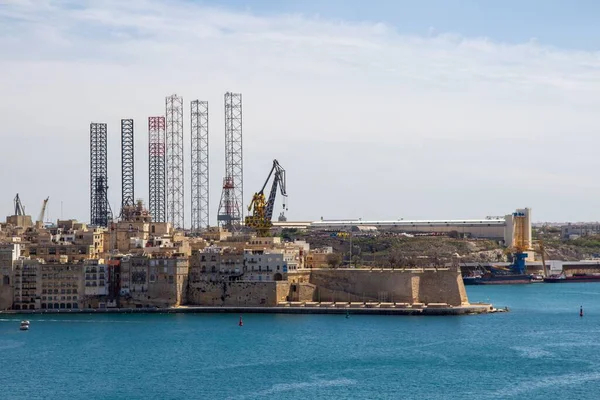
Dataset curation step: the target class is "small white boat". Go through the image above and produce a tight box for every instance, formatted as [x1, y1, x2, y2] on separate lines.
[19, 320, 30, 331]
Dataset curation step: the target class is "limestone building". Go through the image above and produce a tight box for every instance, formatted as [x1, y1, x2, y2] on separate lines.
[40, 261, 84, 310]
[13, 258, 41, 310]
[244, 249, 287, 281]
[0, 243, 21, 309]
[120, 254, 189, 307]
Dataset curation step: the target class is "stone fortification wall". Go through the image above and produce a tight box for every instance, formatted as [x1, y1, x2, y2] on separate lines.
[187, 281, 290, 306]
[413, 269, 468, 306]
[185, 268, 468, 307]
[308, 268, 468, 306]
[308, 269, 414, 303]
[121, 280, 187, 308]
[288, 283, 317, 302]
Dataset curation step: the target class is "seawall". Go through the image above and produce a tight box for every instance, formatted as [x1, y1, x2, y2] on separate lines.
[306, 268, 468, 306]
[0, 303, 499, 316]
[186, 267, 470, 308]
[187, 280, 290, 306]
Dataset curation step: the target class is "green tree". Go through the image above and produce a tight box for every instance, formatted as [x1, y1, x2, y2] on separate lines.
[387, 253, 398, 268]
[326, 253, 342, 269]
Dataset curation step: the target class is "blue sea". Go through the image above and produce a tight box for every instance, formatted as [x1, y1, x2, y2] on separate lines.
[2, 283, 600, 399]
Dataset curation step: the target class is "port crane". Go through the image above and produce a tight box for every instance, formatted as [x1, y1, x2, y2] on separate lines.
[245, 159, 287, 237]
[37, 197, 49, 227]
[14, 194, 25, 216]
[533, 239, 548, 277]
[509, 211, 530, 275]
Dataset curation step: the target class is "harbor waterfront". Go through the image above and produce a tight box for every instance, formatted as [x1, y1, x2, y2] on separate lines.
[2, 283, 600, 400]
[0, 302, 498, 316]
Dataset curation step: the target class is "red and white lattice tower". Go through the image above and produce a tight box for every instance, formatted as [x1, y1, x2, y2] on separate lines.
[217, 92, 243, 229]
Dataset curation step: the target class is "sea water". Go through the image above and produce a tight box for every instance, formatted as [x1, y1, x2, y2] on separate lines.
[2, 283, 600, 399]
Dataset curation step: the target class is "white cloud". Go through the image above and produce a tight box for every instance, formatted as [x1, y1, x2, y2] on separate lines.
[1, 0, 600, 224]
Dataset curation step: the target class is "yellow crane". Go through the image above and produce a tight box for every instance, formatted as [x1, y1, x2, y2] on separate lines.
[509, 211, 530, 274]
[533, 239, 548, 277]
[245, 160, 287, 237]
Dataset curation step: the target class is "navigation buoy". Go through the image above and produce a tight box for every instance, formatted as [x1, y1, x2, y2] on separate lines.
[239, 316, 243, 326]
[580, 306, 584, 317]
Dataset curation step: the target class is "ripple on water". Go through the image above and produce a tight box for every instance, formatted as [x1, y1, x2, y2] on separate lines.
[511, 346, 554, 359]
[492, 371, 600, 398]
[0, 339, 24, 350]
[228, 378, 357, 399]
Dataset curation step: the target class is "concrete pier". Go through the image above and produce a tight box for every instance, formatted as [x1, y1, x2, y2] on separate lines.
[0, 302, 502, 316]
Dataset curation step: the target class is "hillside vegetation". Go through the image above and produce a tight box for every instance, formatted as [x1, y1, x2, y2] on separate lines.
[283, 227, 600, 266]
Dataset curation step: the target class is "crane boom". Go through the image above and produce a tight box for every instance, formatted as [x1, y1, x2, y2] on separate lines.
[265, 161, 286, 221]
[14, 194, 25, 216]
[37, 197, 49, 224]
[245, 159, 288, 236]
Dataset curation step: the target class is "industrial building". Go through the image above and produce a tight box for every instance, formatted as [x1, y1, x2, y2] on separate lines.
[273, 208, 533, 246]
[561, 223, 600, 239]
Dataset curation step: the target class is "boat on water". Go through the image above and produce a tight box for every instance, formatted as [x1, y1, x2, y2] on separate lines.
[463, 273, 538, 285]
[544, 273, 600, 283]
[462, 262, 543, 285]
[19, 320, 30, 331]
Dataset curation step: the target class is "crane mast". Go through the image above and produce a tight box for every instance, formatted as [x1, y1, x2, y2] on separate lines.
[245, 159, 287, 236]
[37, 197, 49, 226]
[14, 194, 25, 216]
[510, 211, 530, 275]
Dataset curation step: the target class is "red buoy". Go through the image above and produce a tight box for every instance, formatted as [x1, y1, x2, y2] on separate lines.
[239, 316, 243, 326]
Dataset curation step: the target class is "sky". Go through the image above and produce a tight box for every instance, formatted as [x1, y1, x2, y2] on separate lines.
[1, 0, 600, 225]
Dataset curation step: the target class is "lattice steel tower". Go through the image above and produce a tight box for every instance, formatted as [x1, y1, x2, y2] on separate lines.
[90, 122, 112, 227]
[191, 100, 209, 232]
[166, 94, 184, 229]
[218, 92, 243, 228]
[148, 116, 166, 222]
[120, 119, 134, 213]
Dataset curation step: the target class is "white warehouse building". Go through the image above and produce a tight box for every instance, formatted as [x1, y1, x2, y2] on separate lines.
[273, 208, 532, 246]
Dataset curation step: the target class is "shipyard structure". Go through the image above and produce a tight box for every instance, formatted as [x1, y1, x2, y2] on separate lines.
[274, 208, 532, 245]
[0, 91, 519, 314]
[0, 200, 485, 313]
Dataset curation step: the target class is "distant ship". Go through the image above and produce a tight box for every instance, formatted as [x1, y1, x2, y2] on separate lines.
[463, 273, 539, 285]
[544, 273, 600, 283]
[463, 264, 543, 285]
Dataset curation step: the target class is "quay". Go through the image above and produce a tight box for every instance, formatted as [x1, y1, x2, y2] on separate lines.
[0, 302, 502, 316]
